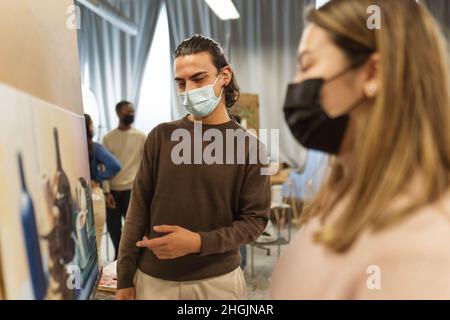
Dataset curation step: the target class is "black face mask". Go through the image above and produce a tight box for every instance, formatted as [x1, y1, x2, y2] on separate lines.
[87, 129, 95, 140]
[283, 68, 366, 154]
[122, 114, 135, 126]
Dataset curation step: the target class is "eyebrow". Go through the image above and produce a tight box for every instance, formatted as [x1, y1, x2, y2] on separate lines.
[174, 71, 209, 82]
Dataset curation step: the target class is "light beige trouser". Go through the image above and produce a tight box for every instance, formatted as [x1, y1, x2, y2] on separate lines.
[91, 185, 106, 271]
[134, 267, 247, 300]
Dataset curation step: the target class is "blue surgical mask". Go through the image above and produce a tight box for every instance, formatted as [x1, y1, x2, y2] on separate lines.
[178, 72, 224, 117]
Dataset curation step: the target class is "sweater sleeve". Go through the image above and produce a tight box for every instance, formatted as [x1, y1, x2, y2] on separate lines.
[92, 143, 122, 183]
[101, 135, 111, 193]
[198, 160, 271, 256]
[116, 129, 156, 289]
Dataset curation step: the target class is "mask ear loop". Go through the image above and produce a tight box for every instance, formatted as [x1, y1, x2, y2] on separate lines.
[326, 66, 367, 118]
[324, 63, 370, 118]
[324, 57, 370, 84]
[325, 64, 356, 84]
[214, 69, 225, 98]
[213, 68, 224, 85]
[217, 87, 225, 99]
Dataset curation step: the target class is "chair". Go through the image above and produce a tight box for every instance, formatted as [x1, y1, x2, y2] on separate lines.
[249, 181, 296, 277]
[250, 203, 293, 277]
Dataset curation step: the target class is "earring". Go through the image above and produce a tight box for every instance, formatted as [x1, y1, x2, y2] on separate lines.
[367, 82, 378, 97]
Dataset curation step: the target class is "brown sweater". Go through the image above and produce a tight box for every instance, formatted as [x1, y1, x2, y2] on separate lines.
[117, 116, 271, 289]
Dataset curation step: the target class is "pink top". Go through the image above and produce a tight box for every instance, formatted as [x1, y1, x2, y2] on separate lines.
[270, 187, 450, 299]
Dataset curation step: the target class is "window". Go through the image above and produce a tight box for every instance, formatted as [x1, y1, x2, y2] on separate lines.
[135, 2, 172, 134]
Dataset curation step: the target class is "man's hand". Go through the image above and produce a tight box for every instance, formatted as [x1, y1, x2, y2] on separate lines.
[136, 225, 201, 259]
[116, 287, 135, 300]
[105, 193, 116, 209]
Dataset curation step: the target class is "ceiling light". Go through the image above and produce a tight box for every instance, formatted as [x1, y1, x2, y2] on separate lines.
[204, 0, 240, 20]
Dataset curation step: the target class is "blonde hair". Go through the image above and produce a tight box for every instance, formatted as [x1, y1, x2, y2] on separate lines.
[302, 0, 450, 252]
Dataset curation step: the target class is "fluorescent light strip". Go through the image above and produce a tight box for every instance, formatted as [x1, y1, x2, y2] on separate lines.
[205, 0, 240, 20]
[316, 0, 330, 9]
[316, 0, 419, 9]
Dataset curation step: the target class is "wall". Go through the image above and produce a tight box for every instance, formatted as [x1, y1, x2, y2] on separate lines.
[0, 0, 83, 115]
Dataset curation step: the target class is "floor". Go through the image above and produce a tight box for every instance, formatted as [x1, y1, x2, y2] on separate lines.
[243, 244, 289, 300]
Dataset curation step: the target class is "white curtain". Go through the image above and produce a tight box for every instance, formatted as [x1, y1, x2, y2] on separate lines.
[77, 0, 163, 132]
[421, 0, 450, 41]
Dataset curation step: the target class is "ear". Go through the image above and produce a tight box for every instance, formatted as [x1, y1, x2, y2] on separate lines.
[362, 52, 381, 98]
[221, 66, 233, 86]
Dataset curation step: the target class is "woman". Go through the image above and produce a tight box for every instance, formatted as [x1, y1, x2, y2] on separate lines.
[84, 113, 121, 268]
[271, 0, 450, 299]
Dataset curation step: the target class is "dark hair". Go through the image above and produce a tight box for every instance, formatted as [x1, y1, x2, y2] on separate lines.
[84, 113, 94, 171]
[115, 100, 133, 114]
[230, 114, 241, 124]
[174, 34, 240, 108]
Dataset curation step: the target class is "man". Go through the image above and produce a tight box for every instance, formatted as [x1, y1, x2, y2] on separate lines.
[116, 35, 271, 300]
[102, 101, 146, 260]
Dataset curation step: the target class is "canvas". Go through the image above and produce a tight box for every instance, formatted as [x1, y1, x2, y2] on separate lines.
[0, 82, 99, 300]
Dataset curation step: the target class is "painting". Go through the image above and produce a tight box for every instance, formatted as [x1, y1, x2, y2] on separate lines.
[0, 82, 99, 300]
[229, 93, 260, 130]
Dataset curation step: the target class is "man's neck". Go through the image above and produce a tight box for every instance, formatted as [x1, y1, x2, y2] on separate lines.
[118, 123, 132, 131]
[189, 103, 230, 125]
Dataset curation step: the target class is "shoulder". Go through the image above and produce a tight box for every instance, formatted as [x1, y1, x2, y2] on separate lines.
[93, 142, 111, 154]
[102, 129, 117, 141]
[147, 119, 191, 139]
[349, 195, 450, 298]
[93, 142, 102, 151]
[159, 118, 189, 131]
[361, 195, 450, 258]
[139, 121, 183, 150]
[129, 128, 146, 138]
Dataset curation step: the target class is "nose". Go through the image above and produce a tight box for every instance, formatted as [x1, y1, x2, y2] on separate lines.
[292, 69, 305, 84]
[185, 80, 198, 92]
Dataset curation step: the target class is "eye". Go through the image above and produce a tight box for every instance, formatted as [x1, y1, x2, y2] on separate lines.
[193, 77, 205, 83]
[177, 82, 186, 89]
[298, 60, 311, 73]
[298, 54, 313, 73]
[300, 65, 310, 73]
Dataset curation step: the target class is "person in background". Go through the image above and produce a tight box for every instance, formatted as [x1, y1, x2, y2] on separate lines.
[116, 35, 271, 300]
[102, 102, 146, 261]
[84, 113, 121, 268]
[271, 0, 450, 299]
